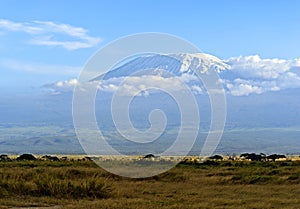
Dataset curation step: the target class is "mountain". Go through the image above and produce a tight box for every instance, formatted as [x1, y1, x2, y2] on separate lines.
[85, 53, 299, 155]
[92, 53, 229, 81]
[1, 53, 300, 155]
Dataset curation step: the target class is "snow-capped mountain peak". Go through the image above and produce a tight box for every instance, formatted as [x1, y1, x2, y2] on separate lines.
[92, 53, 230, 81]
[170, 53, 230, 74]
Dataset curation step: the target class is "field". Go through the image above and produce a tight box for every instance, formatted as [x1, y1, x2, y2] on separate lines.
[0, 156, 300, 209]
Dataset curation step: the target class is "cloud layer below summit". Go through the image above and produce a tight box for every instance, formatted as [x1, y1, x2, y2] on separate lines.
[45, 54, 300, 96]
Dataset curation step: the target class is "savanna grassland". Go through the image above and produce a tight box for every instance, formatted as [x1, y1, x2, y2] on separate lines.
[0, 156, 299, 209]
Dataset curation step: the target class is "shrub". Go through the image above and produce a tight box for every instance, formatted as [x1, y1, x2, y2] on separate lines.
[0, 167, 113, 199]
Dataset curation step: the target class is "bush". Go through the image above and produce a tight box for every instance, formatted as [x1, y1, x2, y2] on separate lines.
[0, 166, 113, 199]
[34, 174, 111, 198]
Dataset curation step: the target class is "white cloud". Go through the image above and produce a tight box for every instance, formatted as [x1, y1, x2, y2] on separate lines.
[225, 55, 300, 79]
[44, 74, 201, 96]
[191, 85, 203, 94]
[0, 19, 42, 33]
[0, 19, 101, 50]
[0, 59, 81, 76]
[43, 79, 79, 94]
[99, 75, 194, 96]
[226, 80, 263, 96]
[223, 55, 300, 96]
[277, 72, 300, 89]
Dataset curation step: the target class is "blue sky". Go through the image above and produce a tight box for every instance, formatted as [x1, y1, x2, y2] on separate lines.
[0, 0, 300, 92]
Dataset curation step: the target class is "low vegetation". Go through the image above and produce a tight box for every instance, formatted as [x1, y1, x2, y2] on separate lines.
[0, 154, 299, 208]
[0, 160, 112, 200]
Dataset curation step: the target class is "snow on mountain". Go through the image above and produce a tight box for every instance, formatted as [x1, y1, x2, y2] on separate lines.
[172, 53, 230, 74]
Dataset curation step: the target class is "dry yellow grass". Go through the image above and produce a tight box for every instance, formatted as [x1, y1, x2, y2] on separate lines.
[0, 157, 299, 209]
